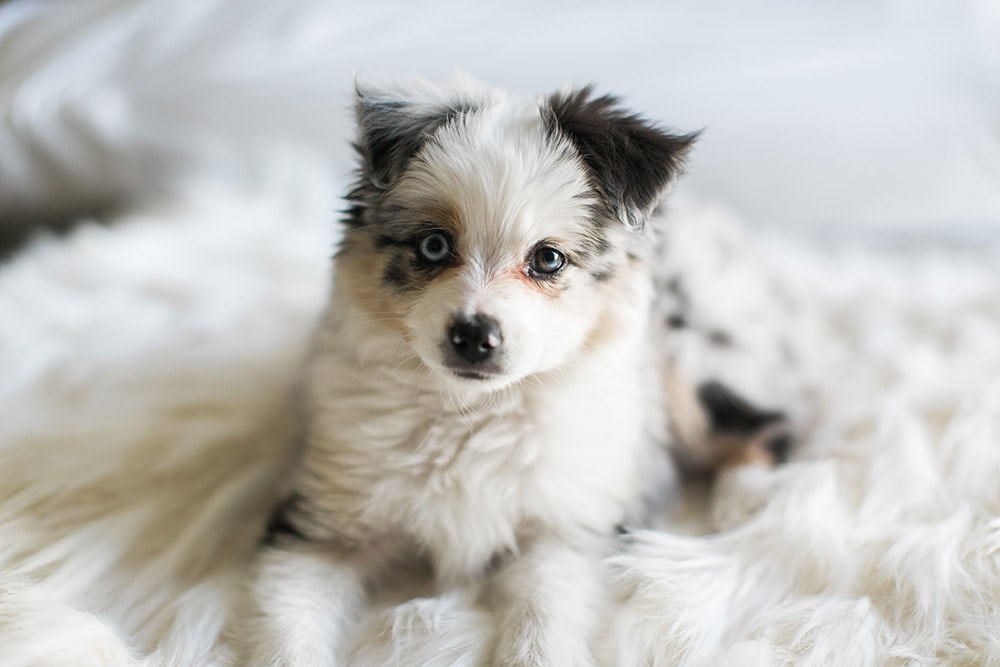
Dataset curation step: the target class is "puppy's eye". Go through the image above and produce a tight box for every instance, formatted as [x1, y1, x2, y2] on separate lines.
[529, 246, 566, 275]
[418, 232, 451, 263]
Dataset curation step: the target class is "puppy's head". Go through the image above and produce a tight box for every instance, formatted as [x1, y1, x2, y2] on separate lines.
[338, 77, 695, 390]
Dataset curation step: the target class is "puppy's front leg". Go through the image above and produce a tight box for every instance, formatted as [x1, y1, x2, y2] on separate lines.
[244, 543, 367, 667]
[489, 534, 608, 667]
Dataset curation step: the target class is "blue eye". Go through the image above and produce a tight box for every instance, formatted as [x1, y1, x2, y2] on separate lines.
[418, 232, 451, 263]
[530, 246, 566, 275]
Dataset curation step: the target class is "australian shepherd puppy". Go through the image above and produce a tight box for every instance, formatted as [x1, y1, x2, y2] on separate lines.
[240, 76, 809, 666]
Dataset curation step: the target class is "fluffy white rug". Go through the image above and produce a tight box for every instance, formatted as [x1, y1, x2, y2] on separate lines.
[3, 1, 1000, 665]
[2, 179, 999, 666]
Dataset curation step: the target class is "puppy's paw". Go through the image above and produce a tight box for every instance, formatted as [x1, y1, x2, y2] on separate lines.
[491, 641, 598, 667]
[491, 612, 598, 667]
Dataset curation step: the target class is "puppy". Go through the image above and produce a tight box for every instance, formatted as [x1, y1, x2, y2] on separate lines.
[242, 76, 809, 666]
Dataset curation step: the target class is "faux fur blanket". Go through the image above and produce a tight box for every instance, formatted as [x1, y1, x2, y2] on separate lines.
[3, 1, 1000, 665]
[3, 183, 999, 665]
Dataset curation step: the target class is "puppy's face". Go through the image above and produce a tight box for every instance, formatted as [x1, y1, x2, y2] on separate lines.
[339, 80, 695, 390]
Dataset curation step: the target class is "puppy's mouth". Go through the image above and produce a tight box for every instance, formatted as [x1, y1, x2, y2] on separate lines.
[450, 368, 501, 381]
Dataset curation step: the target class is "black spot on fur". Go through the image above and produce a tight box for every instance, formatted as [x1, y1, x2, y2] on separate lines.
[767, 433, 792, 464]
[707, 329, 734, 347]
[667, 276, 687, 301]
[581, 234, 610, 257]
[375, 234, 411, 249]
[697, 381, 785, 435]
[570, 228, 617, 279]
[379, 234, 456, 292]
[666, 313, 687, 329]
[543, 86, 699, 229]
[262, 495, 309, 546]
[382, 254, 412, 290]
[486, 546, 515, 574]
[591, 269, 613, 282]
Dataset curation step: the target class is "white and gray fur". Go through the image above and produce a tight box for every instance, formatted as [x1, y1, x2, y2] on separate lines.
[239, 76, 812, 666]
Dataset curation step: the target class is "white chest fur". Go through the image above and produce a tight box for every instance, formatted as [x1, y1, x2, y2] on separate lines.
[297, 323, 659, 582]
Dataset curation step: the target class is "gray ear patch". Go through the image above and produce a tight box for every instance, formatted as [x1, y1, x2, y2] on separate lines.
[543, 87, 698, 229]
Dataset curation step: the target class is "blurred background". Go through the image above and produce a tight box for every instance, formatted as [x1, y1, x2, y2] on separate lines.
[1, 0, 999, 250]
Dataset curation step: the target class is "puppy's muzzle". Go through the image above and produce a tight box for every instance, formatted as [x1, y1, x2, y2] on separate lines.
[446, 313, 503, 375]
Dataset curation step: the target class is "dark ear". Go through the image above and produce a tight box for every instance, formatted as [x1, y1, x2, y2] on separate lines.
[544, 86, 698, 229]
[354, 83, 473, 189]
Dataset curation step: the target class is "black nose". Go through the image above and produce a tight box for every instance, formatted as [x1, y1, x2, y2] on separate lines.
[448, 314, 503, 364]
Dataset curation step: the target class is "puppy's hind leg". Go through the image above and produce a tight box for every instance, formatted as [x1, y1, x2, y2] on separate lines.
[652, 201, 821, 479]
[664, 370, 798, 530]
[665, 372, 792, 478]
